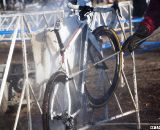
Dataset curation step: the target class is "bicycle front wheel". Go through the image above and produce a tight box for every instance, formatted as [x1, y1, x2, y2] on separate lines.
[42, 71, 79, 130]
[85, 26, 122, 107]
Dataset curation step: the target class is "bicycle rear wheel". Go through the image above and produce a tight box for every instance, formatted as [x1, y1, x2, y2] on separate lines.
[85, 26, 122, 107]
[42, 71, 79, 130]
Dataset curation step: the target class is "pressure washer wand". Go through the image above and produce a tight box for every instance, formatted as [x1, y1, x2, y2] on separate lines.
[68, 31, 160, 79]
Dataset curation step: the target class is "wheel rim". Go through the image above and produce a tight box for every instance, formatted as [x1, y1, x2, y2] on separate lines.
[98, 33, 117, 84]
[86, 31, 119, 106]
[49, 82, 70, 130]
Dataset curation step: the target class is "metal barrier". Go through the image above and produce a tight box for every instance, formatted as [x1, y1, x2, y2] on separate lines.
[90, 1, 133, 31]
[0, 10, 64, 40]
[0, 10, 64, 130]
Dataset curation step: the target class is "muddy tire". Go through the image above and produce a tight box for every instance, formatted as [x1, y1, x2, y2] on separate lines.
[85, 26, 122, 107]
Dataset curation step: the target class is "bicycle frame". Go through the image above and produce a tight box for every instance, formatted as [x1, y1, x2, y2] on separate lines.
[50, 16, 102, 118]
[44, 3, 121, 125]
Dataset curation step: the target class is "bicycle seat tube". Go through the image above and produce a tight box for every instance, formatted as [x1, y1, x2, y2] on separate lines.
[54, 19, 65, 56]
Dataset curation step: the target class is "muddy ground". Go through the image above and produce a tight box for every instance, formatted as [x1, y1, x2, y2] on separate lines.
[1, 44, 160, 130]
[98, 47, 160, 130]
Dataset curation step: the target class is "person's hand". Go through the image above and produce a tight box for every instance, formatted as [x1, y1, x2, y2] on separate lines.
[122, 24, 151, 53]
[122, 34, 144, 52]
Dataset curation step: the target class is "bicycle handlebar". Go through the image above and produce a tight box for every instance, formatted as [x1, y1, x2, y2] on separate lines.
[68, 3, 94, 12]
[68, 3, 79, 10]
[68, 2, 94, 20]
[68, 2, 121, 18]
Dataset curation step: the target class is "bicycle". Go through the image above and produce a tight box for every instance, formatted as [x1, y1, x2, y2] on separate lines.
[42, 2, 122, 130]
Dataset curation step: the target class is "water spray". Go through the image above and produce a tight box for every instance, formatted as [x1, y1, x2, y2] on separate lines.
[68, 31, 160, 79]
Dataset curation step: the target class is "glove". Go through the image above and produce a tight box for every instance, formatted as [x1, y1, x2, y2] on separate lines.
[122, 24, 151, 53]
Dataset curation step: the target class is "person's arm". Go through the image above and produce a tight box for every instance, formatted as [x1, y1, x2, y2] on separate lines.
[122, 0, 160, 52]
[141, 0, 160, 33]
